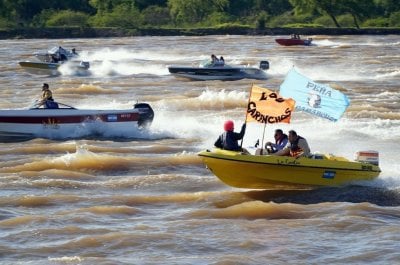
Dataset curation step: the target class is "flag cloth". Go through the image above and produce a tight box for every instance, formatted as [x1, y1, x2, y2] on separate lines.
[246, 85, 295, 124]
[279, 68, 350, 122]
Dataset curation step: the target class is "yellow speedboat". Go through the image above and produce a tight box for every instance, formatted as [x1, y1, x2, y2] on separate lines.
[198, 149, 381, 189]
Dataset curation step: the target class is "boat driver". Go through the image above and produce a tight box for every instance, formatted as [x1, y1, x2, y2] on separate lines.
[39, 83, 58, 109]
[275, 130, 311, 158]
[265, 129, 288, 153]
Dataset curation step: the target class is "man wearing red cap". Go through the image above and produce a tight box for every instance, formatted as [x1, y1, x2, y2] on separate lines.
[214, 120, 246, 151]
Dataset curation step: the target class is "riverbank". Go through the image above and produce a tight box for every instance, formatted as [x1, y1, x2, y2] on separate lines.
[1, 26, 399, 39]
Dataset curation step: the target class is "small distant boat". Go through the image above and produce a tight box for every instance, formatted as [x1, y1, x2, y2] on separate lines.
[0, 102, 154, 141]
[168, 60, 269, 81]
[198, 149, 381, 189]
[275, 35, 313, 46]
[19, 46, 90, 75]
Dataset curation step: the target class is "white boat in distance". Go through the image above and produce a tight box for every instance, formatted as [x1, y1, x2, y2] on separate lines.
[19, 46, 90, 75]
[0, 102, 154, 141]
[168, 59, 269, 81]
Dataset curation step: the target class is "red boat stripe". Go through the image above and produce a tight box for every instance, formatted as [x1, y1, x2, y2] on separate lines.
[357, 152, 379, 157]
[0, 113, 140, 124]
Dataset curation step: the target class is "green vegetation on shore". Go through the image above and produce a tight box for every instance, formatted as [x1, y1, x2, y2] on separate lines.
[0, 0, 399, 38]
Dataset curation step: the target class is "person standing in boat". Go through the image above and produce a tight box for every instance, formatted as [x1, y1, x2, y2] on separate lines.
[39, 83, 58, 109]
[275, 130, 310, 158]
[214, 120, 246, 151]
[265, 129, 288, 153]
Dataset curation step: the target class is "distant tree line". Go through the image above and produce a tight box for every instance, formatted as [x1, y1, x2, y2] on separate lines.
[0, 0, 399, 29]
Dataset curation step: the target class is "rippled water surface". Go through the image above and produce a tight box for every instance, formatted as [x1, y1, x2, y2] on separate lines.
[0, 35, 399, 264]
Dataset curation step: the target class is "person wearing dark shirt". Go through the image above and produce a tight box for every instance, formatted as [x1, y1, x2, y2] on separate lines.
[214, 120, 246, 151]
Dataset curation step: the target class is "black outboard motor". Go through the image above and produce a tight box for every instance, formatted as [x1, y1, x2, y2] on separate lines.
[259, 60, 269, 70]
[134, 103, 154, 128]
[79, 61, 90, 69]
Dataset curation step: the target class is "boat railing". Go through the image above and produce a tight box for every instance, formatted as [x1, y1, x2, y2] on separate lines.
[29, 100, 76, 110]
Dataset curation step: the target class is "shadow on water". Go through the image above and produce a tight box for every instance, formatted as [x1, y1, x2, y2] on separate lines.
[243, 185, 400, 207]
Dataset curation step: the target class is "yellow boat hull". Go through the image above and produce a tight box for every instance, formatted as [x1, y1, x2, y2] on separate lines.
[198, 149, 381, 189]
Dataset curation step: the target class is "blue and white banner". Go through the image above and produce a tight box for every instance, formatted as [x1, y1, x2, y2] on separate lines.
[279, 68, 350, 122]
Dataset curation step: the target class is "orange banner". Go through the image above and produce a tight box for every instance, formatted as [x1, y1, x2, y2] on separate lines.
[246, 85, 295, 124]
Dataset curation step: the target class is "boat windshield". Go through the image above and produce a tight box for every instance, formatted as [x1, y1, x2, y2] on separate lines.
[200, 59, 226, 68]
[48, 46, 70, 56]
[200, 59, 213, 67]
[48, 47, 60, 54]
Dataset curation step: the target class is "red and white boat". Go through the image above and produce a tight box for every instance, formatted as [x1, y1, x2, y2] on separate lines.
[275, 35, 313, 46]
[0, 102, 154, 141]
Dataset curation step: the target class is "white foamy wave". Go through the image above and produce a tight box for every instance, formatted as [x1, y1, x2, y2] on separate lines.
[72, 48, 170, 77]
[198, 89, 247, 102]
[266, 57, 297, 76]
[312, 39, 339, 47]
[375, 69, 400, 79]
[88, 60, 169, 77]
[48, 256, 83, 262]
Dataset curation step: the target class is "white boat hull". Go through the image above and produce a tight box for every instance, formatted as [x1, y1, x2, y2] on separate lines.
[19, 61, 90, 76]
[0, 103, 154, 141]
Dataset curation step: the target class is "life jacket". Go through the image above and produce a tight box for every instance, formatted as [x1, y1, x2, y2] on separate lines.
[289, 135, 304, 157]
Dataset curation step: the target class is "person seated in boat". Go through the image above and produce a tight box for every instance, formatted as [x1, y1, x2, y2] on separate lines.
[217, 56, 225, 66]
[53, 46, 68, 62]
[214, 120, 246, 151]
[275, 130, 310, 158]
[291, 34, 300, 39]
[265, 129, 288, 154]
[210, 54, 218, 66]
[39, 83, 59, 109]
[51, 54, 60, 63]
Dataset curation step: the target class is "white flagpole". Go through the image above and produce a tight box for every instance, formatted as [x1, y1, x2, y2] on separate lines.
[241, 83, 254, 148]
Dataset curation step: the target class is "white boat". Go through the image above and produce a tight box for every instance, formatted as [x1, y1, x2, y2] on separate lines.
[168, 60, 269, 81]
[0, 102, 154, 141]
[19, 46, 90, 75]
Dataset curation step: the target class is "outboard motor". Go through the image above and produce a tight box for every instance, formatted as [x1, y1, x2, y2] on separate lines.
[134, 103, 154, 129]
[355, 150, 379, 166]
[259, 60, 269, 70]
[80, 61, 90, 69]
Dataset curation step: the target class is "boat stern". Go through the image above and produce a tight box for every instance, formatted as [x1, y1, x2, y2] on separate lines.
[134, 103, 154, 128]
